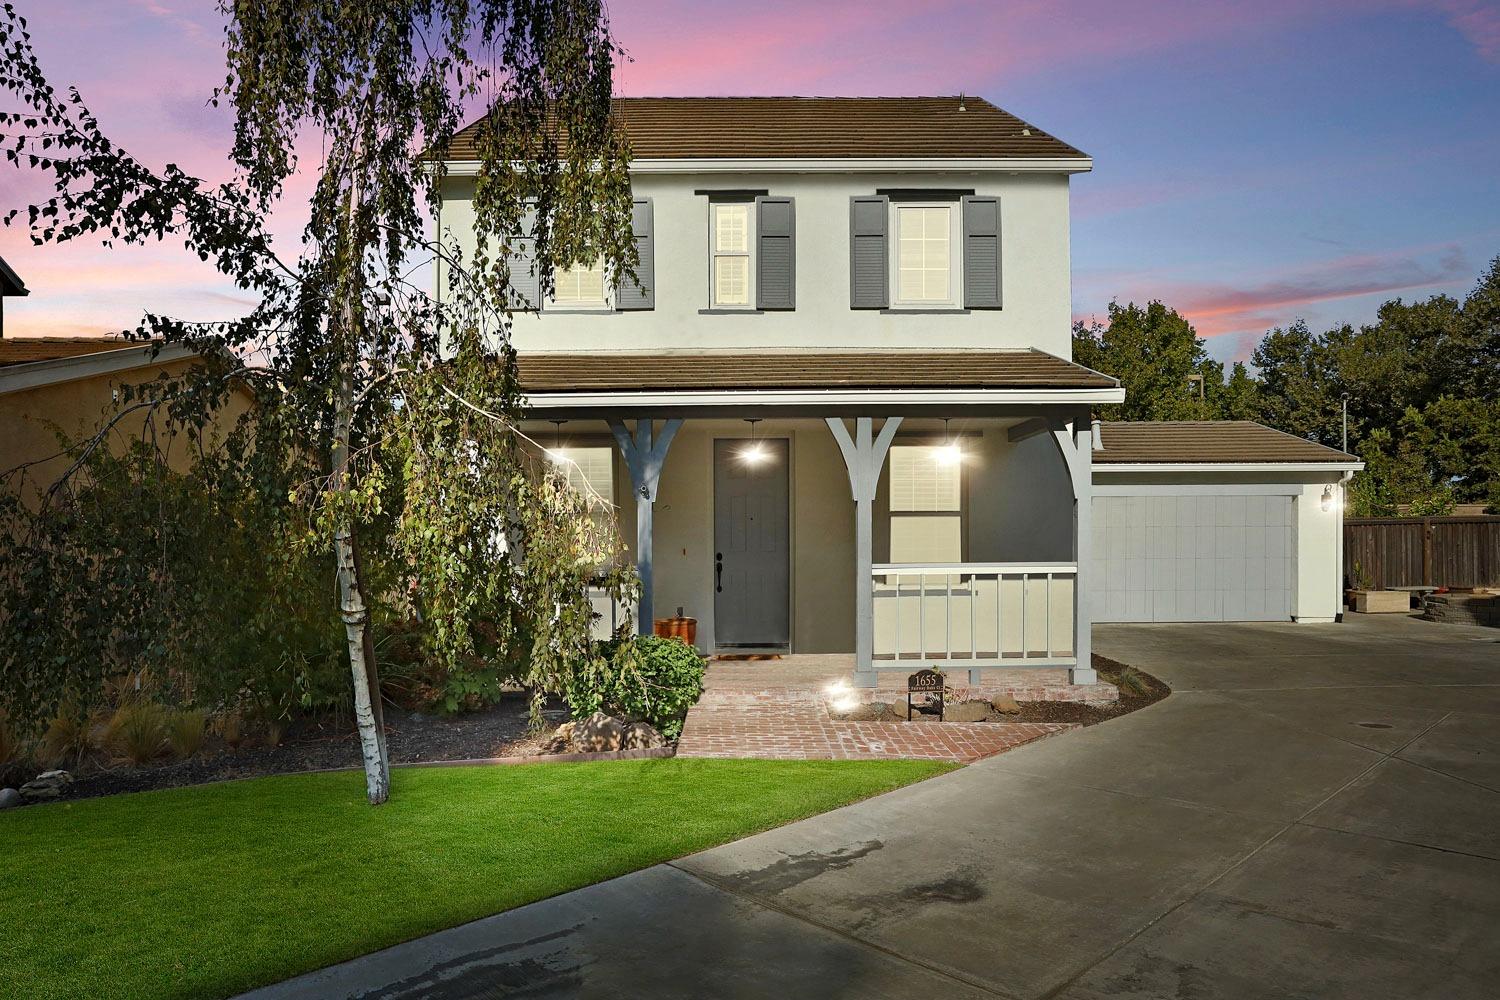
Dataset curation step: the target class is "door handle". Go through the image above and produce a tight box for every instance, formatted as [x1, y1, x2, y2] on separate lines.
[715, 552, 723, 592]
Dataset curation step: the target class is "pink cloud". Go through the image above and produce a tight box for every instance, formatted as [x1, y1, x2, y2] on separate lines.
[1424, 0, 1500, 61]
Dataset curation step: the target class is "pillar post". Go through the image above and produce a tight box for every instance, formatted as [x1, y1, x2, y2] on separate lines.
[608, 417, 682, 636]
[827, 416, 902, 687]
[1051, 416, 1096, 684]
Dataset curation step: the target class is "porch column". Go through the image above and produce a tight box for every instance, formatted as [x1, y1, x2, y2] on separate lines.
[1051, 417, 1097, 684]
[608, 417, 683, 636]
[827, 416, 903, 687]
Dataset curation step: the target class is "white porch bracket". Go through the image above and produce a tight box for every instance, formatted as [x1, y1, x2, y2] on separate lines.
[1050, 416, 1097, 685]
[608, 417, 683, 636]
[827, 415, 903, 687]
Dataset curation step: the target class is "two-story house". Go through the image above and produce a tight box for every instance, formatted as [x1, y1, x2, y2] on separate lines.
[435, 97, 1360, 691]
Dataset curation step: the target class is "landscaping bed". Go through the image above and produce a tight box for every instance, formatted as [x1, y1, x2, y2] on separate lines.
[23, 695, 568, 803]
[828, 654, 1170, 727]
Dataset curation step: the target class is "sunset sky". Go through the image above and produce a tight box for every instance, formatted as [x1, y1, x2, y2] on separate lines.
[1, 1, 1497, 361]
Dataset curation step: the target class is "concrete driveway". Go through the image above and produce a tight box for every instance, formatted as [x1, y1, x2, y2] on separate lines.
[246, 614, 1500, 1000]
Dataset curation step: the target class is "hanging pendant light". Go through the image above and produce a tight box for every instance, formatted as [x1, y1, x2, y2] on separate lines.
[740, 417, 770, 464]
[547, 419, 568, 463]
[935, 417, 963, 466]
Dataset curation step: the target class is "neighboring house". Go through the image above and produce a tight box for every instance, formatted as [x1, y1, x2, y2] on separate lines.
[0, 258, 254, 506]
[435, 97, 1362, 688]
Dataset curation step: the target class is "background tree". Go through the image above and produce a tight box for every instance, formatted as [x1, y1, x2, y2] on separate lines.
[0, 1, 638, 804]
[1072, 300, 1234, 421]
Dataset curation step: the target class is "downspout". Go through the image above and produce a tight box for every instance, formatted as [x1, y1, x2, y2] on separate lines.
[1335, 470, 1353, 623]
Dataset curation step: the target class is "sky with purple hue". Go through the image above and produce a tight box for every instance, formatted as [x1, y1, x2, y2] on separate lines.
[1, 0, 1497, 362]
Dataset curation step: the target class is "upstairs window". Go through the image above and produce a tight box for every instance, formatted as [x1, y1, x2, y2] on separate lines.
[551, 259, 609, 309]
[894, 204, 956, 307]
[888, 445, 964, 563]
[710, 202, 753, 308]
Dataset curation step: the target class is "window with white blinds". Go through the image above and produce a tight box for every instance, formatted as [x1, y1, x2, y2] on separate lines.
[888, 445, 963, 563]
[711, 202, 753, 307]
[558, 446, 613, 502]
[895, 205, 954, 305]
[552, 259, 608, 308]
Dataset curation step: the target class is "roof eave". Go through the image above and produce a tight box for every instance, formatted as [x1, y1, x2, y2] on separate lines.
[439, 156, 1093, 176]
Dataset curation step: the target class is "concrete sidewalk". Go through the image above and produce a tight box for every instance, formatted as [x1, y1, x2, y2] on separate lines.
[243, 614, 1500, 1000]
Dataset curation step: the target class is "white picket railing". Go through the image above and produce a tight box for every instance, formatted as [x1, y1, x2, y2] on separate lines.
[872, 562, 1077, 666]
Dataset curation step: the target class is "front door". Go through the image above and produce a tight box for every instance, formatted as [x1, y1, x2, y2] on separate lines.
[713, 438, 790, 648]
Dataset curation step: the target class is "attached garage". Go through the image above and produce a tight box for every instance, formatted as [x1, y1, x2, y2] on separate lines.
[1090, 421, 1363, 625]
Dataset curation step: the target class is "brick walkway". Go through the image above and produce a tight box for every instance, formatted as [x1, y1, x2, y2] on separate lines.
[676, 656, 1079, 763]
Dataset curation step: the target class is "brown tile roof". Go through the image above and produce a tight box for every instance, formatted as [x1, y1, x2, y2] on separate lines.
[1095, 421, 1359, 465]
[515, 350, 1117, 392]
[445, 97, 1086, 162]
[0, 337, 142, 368]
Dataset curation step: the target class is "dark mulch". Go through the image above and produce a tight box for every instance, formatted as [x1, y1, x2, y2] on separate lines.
[1009, 654, 1171, 726]
[48, 694, 567, 802]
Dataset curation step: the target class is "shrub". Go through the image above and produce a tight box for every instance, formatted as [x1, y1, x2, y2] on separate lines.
[35, 710, 91, 768]
[216, 711, 245, 750]
[169, 710, 206, 758]
[1109, 666, 1152, 697]
[566, 636, 705, 740]
[105, 703, 170, 765]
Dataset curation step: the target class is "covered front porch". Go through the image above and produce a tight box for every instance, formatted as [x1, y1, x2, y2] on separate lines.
[518, 350, 1124, 689]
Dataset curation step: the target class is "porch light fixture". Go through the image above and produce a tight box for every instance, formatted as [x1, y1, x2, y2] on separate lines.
[934, 418, 964, 466]
[546, 419, 568, 463]
[740, 418, 770, 464]
[1321, 485, 1337, 513]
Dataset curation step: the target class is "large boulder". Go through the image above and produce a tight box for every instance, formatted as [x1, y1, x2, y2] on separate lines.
[574, 711, 624, 752]
[620, 721, 666, 750]
[19, 769, 72, 803]
[946, 700, 992, 724]
[0, 788, 20, 809]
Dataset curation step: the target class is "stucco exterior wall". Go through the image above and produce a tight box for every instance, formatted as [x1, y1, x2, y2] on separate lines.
[437, 170, 1074, 357]
[1, 357, 253, 507]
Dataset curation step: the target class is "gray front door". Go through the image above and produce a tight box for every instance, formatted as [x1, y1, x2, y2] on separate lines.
[714, 438, 790, 648]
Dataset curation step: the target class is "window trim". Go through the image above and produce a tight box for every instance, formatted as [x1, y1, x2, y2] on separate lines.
[889, 200, 963, 311]
[709, 199, 756, 310]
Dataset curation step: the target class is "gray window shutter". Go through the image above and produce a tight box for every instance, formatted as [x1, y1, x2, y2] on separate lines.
[755, 196, 795, 310]
[962, 196, 1002, 309]
[616, 197, 654, 310]
[506, 205, 541, 311]
[849, 195, 889, 309]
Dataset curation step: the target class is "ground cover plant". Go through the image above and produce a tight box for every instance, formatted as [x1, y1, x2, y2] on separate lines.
[0, 758, 953, 1000]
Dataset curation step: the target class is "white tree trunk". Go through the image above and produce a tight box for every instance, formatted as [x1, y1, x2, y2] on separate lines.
[331, 133, 390, 805]
[332, 378, 390, 805]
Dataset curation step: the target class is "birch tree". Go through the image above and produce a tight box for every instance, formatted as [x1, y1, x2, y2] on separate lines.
[0, 1, 638, 804]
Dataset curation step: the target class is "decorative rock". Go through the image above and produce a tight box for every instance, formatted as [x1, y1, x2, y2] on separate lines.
[879, 702, 909, 722]
[19, 769, 73, 803]
[621, 721, 666, 749]
[0, 787, 20, 809]
[575, 711, 624, 752]
[946, 700, 992, 724]
[990, 695, 1022, 715]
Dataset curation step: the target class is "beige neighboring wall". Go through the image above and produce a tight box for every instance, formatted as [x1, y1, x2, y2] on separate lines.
[1, 351, 253, 506]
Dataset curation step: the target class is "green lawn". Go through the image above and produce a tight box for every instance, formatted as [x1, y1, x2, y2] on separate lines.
[1, 758, 952, 1000]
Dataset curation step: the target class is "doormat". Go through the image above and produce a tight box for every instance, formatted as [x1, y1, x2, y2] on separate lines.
[712, 654, 785, 661]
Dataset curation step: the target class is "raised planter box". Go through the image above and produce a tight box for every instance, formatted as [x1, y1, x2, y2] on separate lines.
[1350, 590, 1412, 614]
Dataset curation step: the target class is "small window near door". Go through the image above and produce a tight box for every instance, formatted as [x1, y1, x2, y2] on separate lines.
[552, 259, 609, 309]
[711, 202, 753, 307]
[889, 445, 963, 562]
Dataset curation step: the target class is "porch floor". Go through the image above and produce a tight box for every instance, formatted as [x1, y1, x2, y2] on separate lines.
[678, 654, 1081, 763]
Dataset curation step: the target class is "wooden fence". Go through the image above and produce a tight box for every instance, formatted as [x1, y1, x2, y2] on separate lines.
[1344, 516, 1500, 589]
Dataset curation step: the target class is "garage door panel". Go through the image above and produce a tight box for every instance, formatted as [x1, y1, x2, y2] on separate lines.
[1095, 493, 1295, 623]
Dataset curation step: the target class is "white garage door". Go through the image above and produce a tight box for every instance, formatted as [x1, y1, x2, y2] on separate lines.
[1094, 494, 1295, 622]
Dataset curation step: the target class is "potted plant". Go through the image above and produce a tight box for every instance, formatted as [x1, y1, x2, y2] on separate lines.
[1347, 561, 1411, 613]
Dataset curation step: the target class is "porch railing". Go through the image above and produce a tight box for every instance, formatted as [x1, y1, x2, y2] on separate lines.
[872, 562, 1077, 666]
